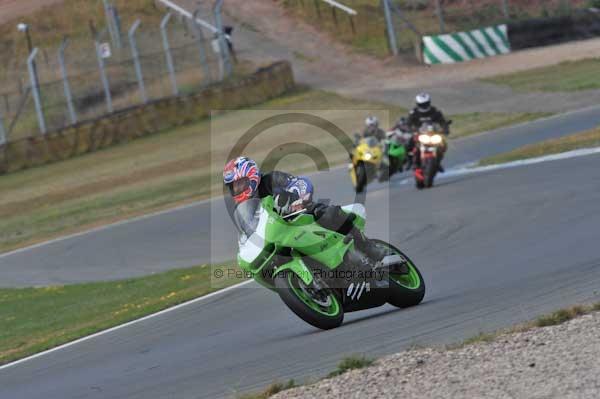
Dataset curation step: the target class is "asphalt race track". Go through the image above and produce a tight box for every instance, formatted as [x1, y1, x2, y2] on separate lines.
[2, 106, 600, 287]
[1, 107, 600, 398]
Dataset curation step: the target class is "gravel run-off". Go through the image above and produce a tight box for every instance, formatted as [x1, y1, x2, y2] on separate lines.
[274, 311, 600, 399]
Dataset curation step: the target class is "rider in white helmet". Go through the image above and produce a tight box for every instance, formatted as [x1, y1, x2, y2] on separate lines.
[363, 115, 386, 141]
[406, 93, 449, 172]
[407, 93, 447, 133]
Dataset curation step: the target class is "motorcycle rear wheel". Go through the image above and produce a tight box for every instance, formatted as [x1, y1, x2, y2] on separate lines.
[275, 272, 344, 330]
[371, 240, 425, 308]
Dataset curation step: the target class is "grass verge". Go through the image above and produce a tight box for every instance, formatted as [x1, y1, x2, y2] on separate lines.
[483, 58, 600, 92]
[0, 86, 551, 253]
[327, 354, 374, 377]
[0, 263, 244, 366]
[479, 126, 600, 166]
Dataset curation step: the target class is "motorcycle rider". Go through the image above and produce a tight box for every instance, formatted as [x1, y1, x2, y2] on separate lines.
[389, 116, 414, 171]
[407, 93, 449, 172]
[407, 93, 448, 132]
[223, 156, 387, 261]
[363, 115, 386, 141]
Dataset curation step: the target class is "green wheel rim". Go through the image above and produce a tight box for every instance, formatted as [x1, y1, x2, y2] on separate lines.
[288, 273, 341, 317]
[390, 261, 421, 290]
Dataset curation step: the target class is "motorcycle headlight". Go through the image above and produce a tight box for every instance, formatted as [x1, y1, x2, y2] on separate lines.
[364, 152, 373, 160]
[431, 134, 443, 145]
[418, 134, 431, 144]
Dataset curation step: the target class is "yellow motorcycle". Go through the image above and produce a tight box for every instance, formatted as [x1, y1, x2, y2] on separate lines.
[349, 135, 383, 193]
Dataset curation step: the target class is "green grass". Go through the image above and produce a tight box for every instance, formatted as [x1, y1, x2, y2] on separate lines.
[0, 263, 244, 366]
[484, 58, 600, 92]
[238, 380, 297, 399]
[327, 354, 374, 377]
[535, 305, 588, 327]
[479, 126, 600, 166]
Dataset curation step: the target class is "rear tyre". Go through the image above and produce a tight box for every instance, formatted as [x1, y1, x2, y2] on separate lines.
[371, 240, 425, 308]
[275, 272, 344, 330]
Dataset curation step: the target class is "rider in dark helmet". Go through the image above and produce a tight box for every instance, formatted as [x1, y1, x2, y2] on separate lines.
[224, 156, 387, 262]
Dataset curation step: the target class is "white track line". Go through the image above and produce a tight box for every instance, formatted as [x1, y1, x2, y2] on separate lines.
[399, 146, 600, 185]
[0, 279, 253, 371]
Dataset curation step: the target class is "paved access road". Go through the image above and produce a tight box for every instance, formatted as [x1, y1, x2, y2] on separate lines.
[1, 106, 600, 398]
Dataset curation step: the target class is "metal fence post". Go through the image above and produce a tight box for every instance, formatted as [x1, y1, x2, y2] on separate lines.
[58, 38, 77, 124]
[192, 10, 213, 84]
[213, 0, 233, 78]
[28, 48, 46, 135]
[434, 0, 445, 33]
[382, 0, 399, 56]
[95, 40, 113, 113]
[501, 0, 510, 19]
[128, 20, 147, 103]
[103, 0, 122, 48]
[0, 111, 6, 145]
[161, 13, 179, 96]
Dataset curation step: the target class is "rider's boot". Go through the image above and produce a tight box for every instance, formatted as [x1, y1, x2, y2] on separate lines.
[438, 164, 445, 173]
[349, 227, 388, 262]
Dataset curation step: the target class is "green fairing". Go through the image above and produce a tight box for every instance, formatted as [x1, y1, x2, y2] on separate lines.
[237, 196, 364, 288]
[388, 141, 407, 163]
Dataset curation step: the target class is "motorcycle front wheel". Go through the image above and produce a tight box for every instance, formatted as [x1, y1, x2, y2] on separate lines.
[371, 240, 425, 308]
[275, 271, 344, 330]
[424, 158, 437, 188]
[353, 162, 368, 193]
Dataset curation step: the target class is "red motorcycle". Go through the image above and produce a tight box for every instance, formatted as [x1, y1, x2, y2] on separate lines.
[412, 122, 450, 189]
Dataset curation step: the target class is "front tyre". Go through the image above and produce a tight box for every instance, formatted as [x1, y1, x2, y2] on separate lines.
[275, 272, 344, 330]
[355, 162, 368, 193]
[371, 240, 425, 308]
[424, 157, 437, 188]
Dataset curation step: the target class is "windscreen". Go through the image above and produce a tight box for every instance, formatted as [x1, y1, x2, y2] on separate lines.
[233, 198, 261, 238]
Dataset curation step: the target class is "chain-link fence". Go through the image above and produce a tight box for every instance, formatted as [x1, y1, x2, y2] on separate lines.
[0, 2, 234, 143]
[281, 0, 591, 56]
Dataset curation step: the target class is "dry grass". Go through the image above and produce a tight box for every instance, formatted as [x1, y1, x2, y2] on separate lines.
[483, 58, 600, 92]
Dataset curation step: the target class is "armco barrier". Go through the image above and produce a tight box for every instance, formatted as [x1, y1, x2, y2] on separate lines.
[0, 61, 295, 175]
[422, 25, 510, 65]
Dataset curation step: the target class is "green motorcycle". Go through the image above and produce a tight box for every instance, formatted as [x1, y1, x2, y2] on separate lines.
[235, 196, 425, 330]
[378, 128, 410, 182]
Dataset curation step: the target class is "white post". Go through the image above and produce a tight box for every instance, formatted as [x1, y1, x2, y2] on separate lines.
[128, 19, 147, 103]
[161, 13, 179, 96]
[95, 40, 113, 113]
[28, 48, 46, 135]
[0, 111, 6, 145]
[382, 0, 398, 56]
[58, 38, 77, 124]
